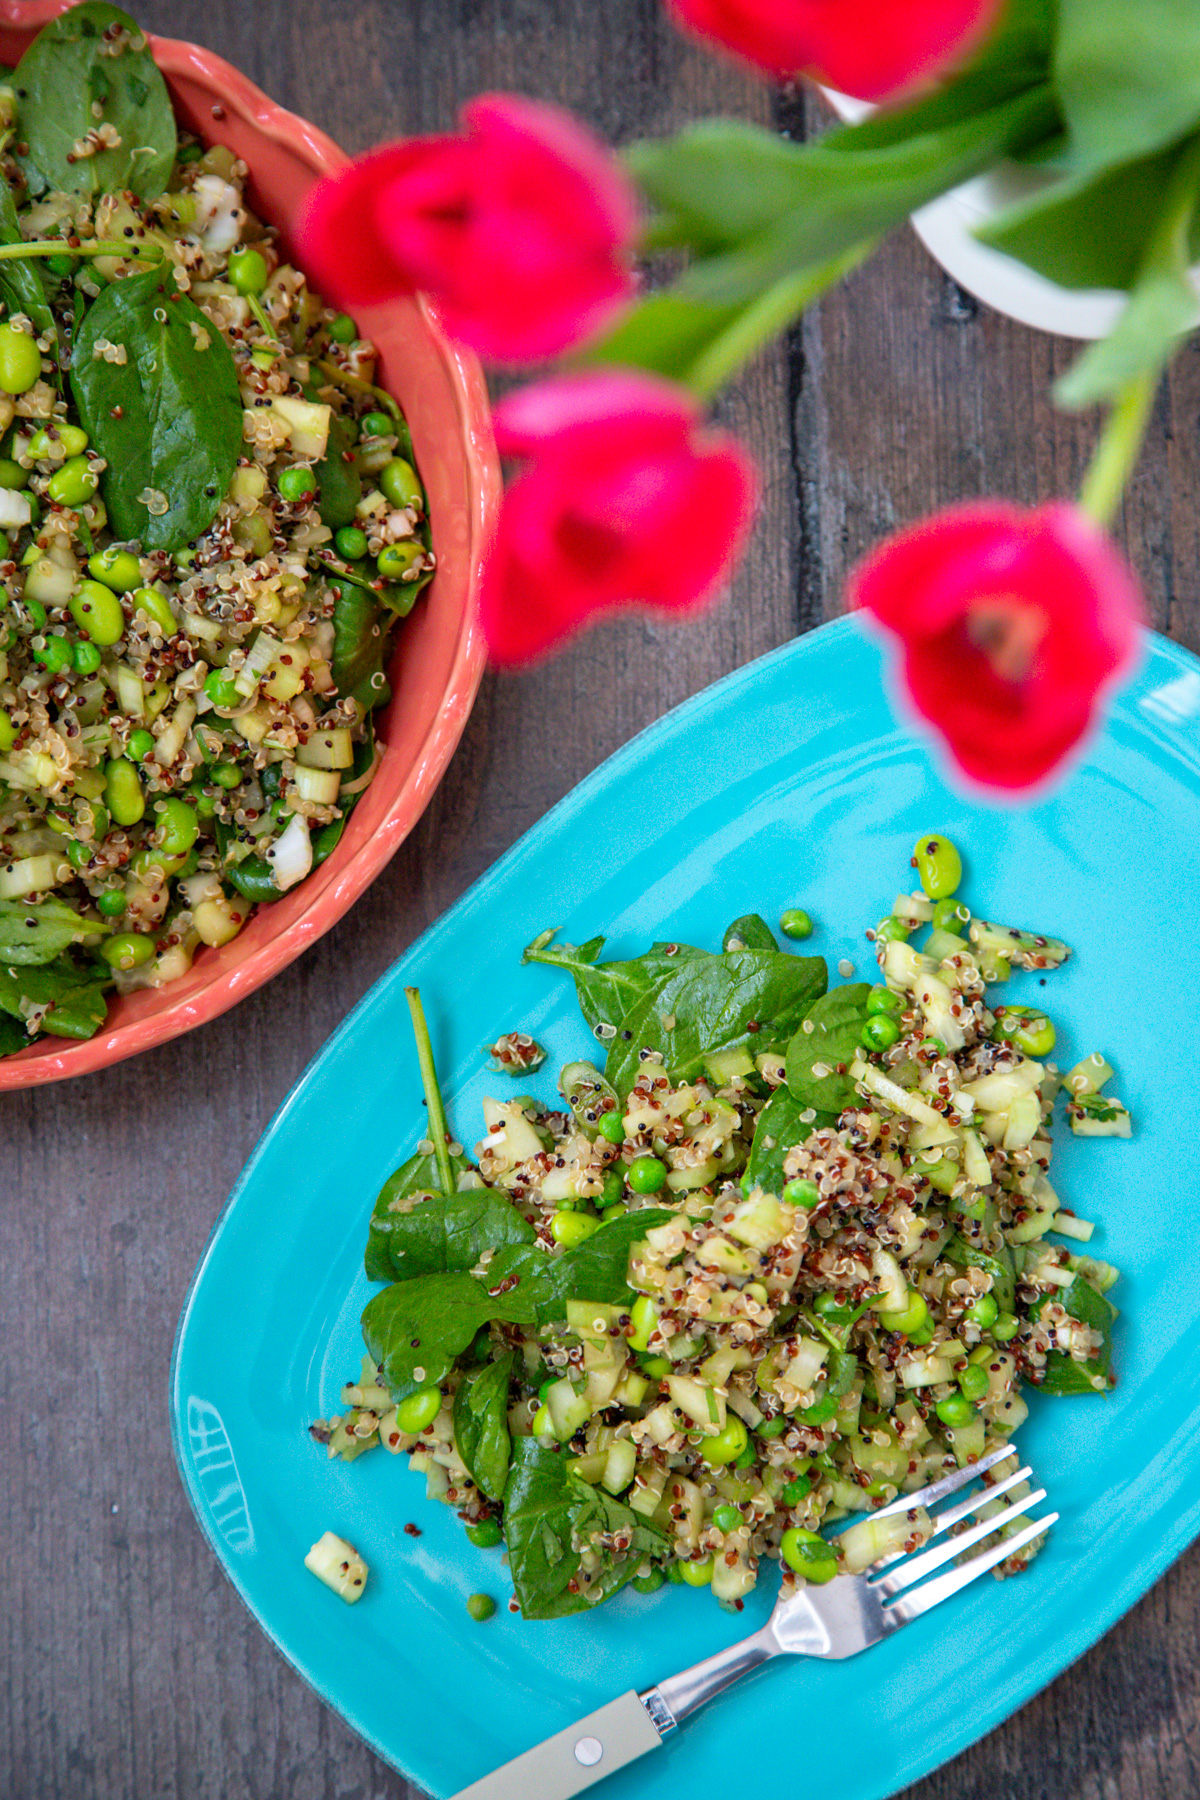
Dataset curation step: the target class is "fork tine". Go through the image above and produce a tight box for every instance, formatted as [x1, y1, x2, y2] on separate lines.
[867, 1464, 1033, 1573]
[882, 1512, 1058, 1626]
[866, 1442, 1017, 1524]
[872, 1488, 1047, 1596]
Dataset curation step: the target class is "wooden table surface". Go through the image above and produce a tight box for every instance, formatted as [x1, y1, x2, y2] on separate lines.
[4, 4, 1198, 1798]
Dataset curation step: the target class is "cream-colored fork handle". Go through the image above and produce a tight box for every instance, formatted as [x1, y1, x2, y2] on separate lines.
[451, 1691, 664, 1800]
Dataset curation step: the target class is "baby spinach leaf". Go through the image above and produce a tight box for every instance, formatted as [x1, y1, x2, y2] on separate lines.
[502, 1439, 669, 1619]
[0, 897, 106, 966]
[486, 1207, 674, 1327]
[364, 1165, 532, 1284]
[0, 178, 56, 344]
[362, 1272, 537, 1404]
[452, 1351, 514, 1501]
[0, 1012, 27, 1056]
[522, 930, 699, 1035]
[0, 958, 109, 1039]
[14, 2, 176, 203]
[784, 983, 872, 1117]
[1031, 1276, 1115, 1395]
[314, 409, 362, 529]
[946, 1233, 1016, 1313]
[722, 912, 778, 953]
[744, 1086, 834, 1196]
[71, 263, 242, 551]
[605, 945, 827, 1098]
[330, 580, 394, 712]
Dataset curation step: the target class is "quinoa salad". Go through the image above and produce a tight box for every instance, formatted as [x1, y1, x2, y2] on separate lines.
[0, 3, 431, 1056]
[308, 833, 1131, 1619]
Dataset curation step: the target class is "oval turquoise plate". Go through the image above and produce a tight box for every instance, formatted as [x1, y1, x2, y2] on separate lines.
[171, 619, 1200, 1800]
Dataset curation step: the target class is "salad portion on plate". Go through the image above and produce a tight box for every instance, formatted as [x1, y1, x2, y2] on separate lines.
[311, 832, 1131, 1620]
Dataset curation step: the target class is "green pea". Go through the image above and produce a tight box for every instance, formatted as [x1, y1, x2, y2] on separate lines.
[757, 1415, 786, 1440]
[876, 1289, 928, 1336]
[127, 728, 156, 763]
[100, 931, 156, 971]
[104, 757, 144, 826]
[131, 845, 187, 881]
[204, 670, 240, 708]
[550, 1209, 600, 1248]
[47, 457, 99, 508]
[597, 1110, 625, 1145]
[394, 1387, 442, 1433]
[913, 832, 963, 900]
[379, 457, 422, 509]
[935, 1393, 975, 1428]
[931, 897, 971, 933]
[860, 1013, 900, 1051]
[866, 985, 902, 1016]
[97, 888, 126, 919]
[72, 640, 102, 675]
[193, 792, 217, 820]
[328, 312, 357, 344]
[922, 1036, 947, 1059]
[228, 247, 268, 296]
[631, 1567, 665, 1594]
[959, 1364, 989, 1402]
[782, 1178, 819, 1211]
[0, 458, 27, 489]
[360, 410, 392, 439]
[875, 915, 911, 944]
[734, 1441, 757, 1469]
[30, 424, 88, 459]
[966, 1293, 998, 1328]
[65, 838, 90, 870]
[69, 579, 124, 646]
[465, 1592, 495, 1622]
[0, 322, 42, 394]
[780, 1528, 838, 1582]
[702, 1414, 749, 1467]
[993, 1312, 1020, 1342]
[0, 708, 13, 752]
[334, 524, 368, 561]
[209, 761, 243, 789]
[376, 540, 424, 581]
[599, 1168, 624, 1208]
[34, 634, 72, 674]
[156, 796, 199, 855]
[712, 1504, 742, 1534]
[86, 547, 141, 593]
[277, 465, 317, 504]
[782, 1475, 813, 1506]
[465, 1517, 502, 1549]
[628, 1155, 667, 1194]
[679, 1555, 714, 1587]
[779, 908, 813, 940]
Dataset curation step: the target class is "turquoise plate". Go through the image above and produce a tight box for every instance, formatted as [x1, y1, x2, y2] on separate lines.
[172, 619, 1200, 1800]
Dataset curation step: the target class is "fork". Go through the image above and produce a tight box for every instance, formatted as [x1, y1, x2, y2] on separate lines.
[452, 1443, 1056, 1800]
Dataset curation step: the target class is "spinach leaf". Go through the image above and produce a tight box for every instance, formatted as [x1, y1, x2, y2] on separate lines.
[0, 1012, 27, 1056]
[452, 1351, 514, 1501]
[486, 1207, 674, 1327]
[502, 1438, 669, 1619]
[945, 1232, 1016, 1313]
[722, 912, 778, 952]
[784, 983, 871, 1117]
[330, 580, 393, 712]
[0, 959, 109, 1040]
[14, 2, 175, 203]
[1031, 1277, 1115, 1396]
[362, 1271, 537, 1404]
[71, 263, 242, 552]
[604, 946, 827, 1096]
[364, 1162, 533, 1284]
[0, 897, 106, 966]
[0, 178, 55, 343]
[314, 409, 362, 529]
[744, 1085, 833, 1196]
[522, 930, 701, 1036]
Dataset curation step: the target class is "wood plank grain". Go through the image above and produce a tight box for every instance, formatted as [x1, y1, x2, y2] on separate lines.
[1, 6, 1196, 1800]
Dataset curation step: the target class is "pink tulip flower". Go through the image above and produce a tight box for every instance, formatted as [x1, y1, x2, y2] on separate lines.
[479, 371, 759, 666]
[664, 0, 1003, 100]
[298, 94, 639, 363]
[849, 500, 1144, 791]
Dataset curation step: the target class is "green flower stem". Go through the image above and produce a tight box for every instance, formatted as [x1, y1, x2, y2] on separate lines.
[405, 984, 456, 1197]
[0, 238, 163, 260]
[1078, 369, 1158, 530]
[688, 238, 878, 401]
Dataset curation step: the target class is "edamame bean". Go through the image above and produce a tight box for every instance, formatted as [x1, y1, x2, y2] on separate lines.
[780, 1528, 838, 1581]
[379, 457, 422, 509]
[597, 1109, 625, 1145]
[628, 1155, 667, 1194]
[65, 838, 89, 870]
[935, 1393, 975, 1427]
[465, 1593, 495, 1622]
[913, 832, 963, 900]
[680, 1556, 714, 1587]
[876, 1289, 928, 1336]
[127, 728, 155, 763]
[702, 1415, 749, 1467]
[631, 1567, 665, 1594]
[360, 410, 392, 439]
[328, 313, 357, 344]
[156, 796, 199, 855]
[72, 640, 102, 675]
[959, 1364, 989, 1402]
[70, 579, 124, 645]
[779, 908, 813, 940]
[209, 761, 242, 789]
[204, 669, 240, 708]
[0, 708, 13, 752]
[228, 247, 268, 296]
[600, 1202, 627, 1224]
[97, 889, 126, 919]
[88, 547, 141, 592]
[34, 634, 72, 674]
[993, 1312, 1020, 1342]
[30, 424, 88, 459]
[866, 985, 902, 1016]
[966, 1293, 999, 1328]
[104, 756, 144, 826]
[637, 1354, 670, 1379]
[131, 845, 187, 881]
[931, 897, 971, 933]
[376, 540, 424, 581]
[712, 1504, 742, 1533]
[47, 456, 98, 508]
[0, 322, 42, 394]
[277, 465, 317, 504]
[992, 1005, 1056, 1057]
[860, 1013, 900, 1051]
[394, 1388, 441, 1433]
[0, 458, 27, 489]
[465, 1518, 502, 1549]
[782, 1178, 819, 1210]
[334, 524, 368, 561]
[550, 1210, 600, 1248]
[874, 915, 911, 943]
[628, 1294, 658, 1352]
[101, 931, 155, 971]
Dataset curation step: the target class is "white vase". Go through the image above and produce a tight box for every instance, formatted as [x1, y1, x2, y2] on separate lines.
[824, 91, 1123, 341]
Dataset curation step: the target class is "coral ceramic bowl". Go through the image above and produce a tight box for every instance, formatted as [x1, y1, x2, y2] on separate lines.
[0, 5, 498, 1088]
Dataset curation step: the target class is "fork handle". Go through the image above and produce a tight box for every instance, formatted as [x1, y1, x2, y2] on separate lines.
[450, 1690, 664, 1800]
[646, 1621, 778, 1725]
